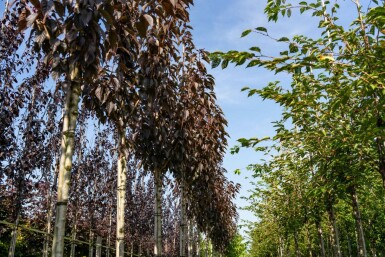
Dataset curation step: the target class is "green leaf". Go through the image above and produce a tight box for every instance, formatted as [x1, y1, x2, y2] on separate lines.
[255, 27, 268, 33]
[221, 59, 229, 69]
[249, 46, 261, 52]
[278, 37, 290, 42]
[247, 60, 260, 68]
[241, 29, 253, 37]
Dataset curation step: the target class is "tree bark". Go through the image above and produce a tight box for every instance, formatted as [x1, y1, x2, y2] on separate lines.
[349, 185, 367, 257]
[278, 236, 284, 257]
[316, 220, 326, 257]
[154, 168, 162, 256]
[180, 180, 187, 257]
[96, 236, 102, 257]
[8, 213, 19, 257]
[89, 229, 94, 257]
[43, 159, 59, 257]
[188, 220, 193, 257]
[52, 82, 81, 257]
[116, 131, 127, 257]
[326, 197, 342, 257]
[69, 213, 78, 257]
[106, 209, 112, 257]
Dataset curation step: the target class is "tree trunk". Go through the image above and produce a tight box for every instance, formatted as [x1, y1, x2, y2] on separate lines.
[154, 168, 162, 256]
[116, 131, 127, 257]
[197, 233, 201, 257]
[278, 236, 284, 257]
[187, 219, 193, 257]
[316, 221, 326, 257]
[43, 159, 59, 257]
[70, 210, 79, 257]
[96, 236, 102, 257]
[180, 180, 187, 257]
[326, 198, 342, 257]
[349, 185, 367, 257]
[89, 229, 94, 257]
[8, 213, 19, 257]
[106, 209, 112, 257]
[52, 82, 81, 257]
[130, 242, 133, 257]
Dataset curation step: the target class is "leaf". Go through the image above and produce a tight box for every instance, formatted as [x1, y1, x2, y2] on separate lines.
[221, 59, 229, 69]
[249, 46, 261, 52]
[255, 27, 267, 33]
[142, 14, 154, 27]
[278, 37, 290, 42]
[247, 59, 260, 68]
[241, 29, 252, 37]
[211, 57, 221, 69]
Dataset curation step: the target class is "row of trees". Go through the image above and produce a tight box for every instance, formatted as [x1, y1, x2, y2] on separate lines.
[213, 0, 385, 256]
[0, 0, 239, 256]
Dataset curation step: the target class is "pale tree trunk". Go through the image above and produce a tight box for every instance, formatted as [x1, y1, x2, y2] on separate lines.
[278, 236, 284, 257]
[154, 168, 162, 256]
[96, 236, 102, 257]
[71, 119, 85, 257]
[180, 180, 187, 257]
[43, 159, 59, 257]
[327, 199, 342, 257]
[89, 229, 94, 257]
[116, 131, 127, 257]
[188, 220, 193, 257]
[130, 241, 133, 257]
[70, 212, 78, 257]
[106, 209, 112, 257]
[349, 185, 367, 257]
[8, 213, 19, 257]
[52, 82, 81, 257]
[316, 221, 326, 257]
[197, 233, 201, 257]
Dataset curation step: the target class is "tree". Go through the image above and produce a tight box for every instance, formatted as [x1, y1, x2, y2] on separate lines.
[211, 0, 385, 256]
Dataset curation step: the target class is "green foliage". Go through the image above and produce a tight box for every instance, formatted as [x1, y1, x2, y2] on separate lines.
[213, 0, 385, 256]
[226, 233, 247, 257]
